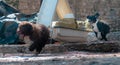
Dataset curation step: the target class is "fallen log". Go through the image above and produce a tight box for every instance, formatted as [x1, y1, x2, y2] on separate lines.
[0, 41, 119, 54]
[42, 41, 120, 53]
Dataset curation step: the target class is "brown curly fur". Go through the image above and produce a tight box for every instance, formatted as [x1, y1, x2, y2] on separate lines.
[17, 21, 50, 55]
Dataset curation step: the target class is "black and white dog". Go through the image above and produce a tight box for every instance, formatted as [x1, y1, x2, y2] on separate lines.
[86, 13, 110, 41]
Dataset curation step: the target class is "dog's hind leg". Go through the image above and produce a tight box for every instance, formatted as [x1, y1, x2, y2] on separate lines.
[101, 33, 107, 41]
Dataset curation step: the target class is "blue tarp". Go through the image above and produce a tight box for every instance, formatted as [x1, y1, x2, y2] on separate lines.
[0, 1, 19, 44]
[0, 1, 38, 44]
[0, 1, 19, 17]
[0, 21, 19, 44]
[0, 13, 38, 44]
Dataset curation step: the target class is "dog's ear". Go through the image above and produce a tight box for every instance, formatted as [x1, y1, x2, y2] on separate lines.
[86, 15, 97, 23]
[94, 12, 100, 18]
[87, 16, 90, 19]
[18, 22, 34, 36]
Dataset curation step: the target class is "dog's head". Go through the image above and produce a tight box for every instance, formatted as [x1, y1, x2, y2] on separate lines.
[86, 13, 100, 23]
[17, 22, 34, 37]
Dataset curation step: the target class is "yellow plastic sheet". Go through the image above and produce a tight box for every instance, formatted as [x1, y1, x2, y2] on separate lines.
[56, 0, 73, 19]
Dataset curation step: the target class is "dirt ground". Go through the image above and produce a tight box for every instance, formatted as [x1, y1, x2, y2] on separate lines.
[0, 51, 120, 65]
[0, 41, 119, 65]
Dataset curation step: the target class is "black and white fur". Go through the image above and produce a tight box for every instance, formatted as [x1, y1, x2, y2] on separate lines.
[86, 13, 110, 41]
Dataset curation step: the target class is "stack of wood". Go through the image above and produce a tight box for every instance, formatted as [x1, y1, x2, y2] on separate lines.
[18, 0, 41, 15]
[5, 0, 41, 15]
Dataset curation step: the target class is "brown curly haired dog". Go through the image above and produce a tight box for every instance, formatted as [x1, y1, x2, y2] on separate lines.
[17, 21, 50, 55]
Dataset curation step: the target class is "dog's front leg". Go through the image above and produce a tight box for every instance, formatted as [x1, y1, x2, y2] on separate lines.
[97, 32, 102, 40]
